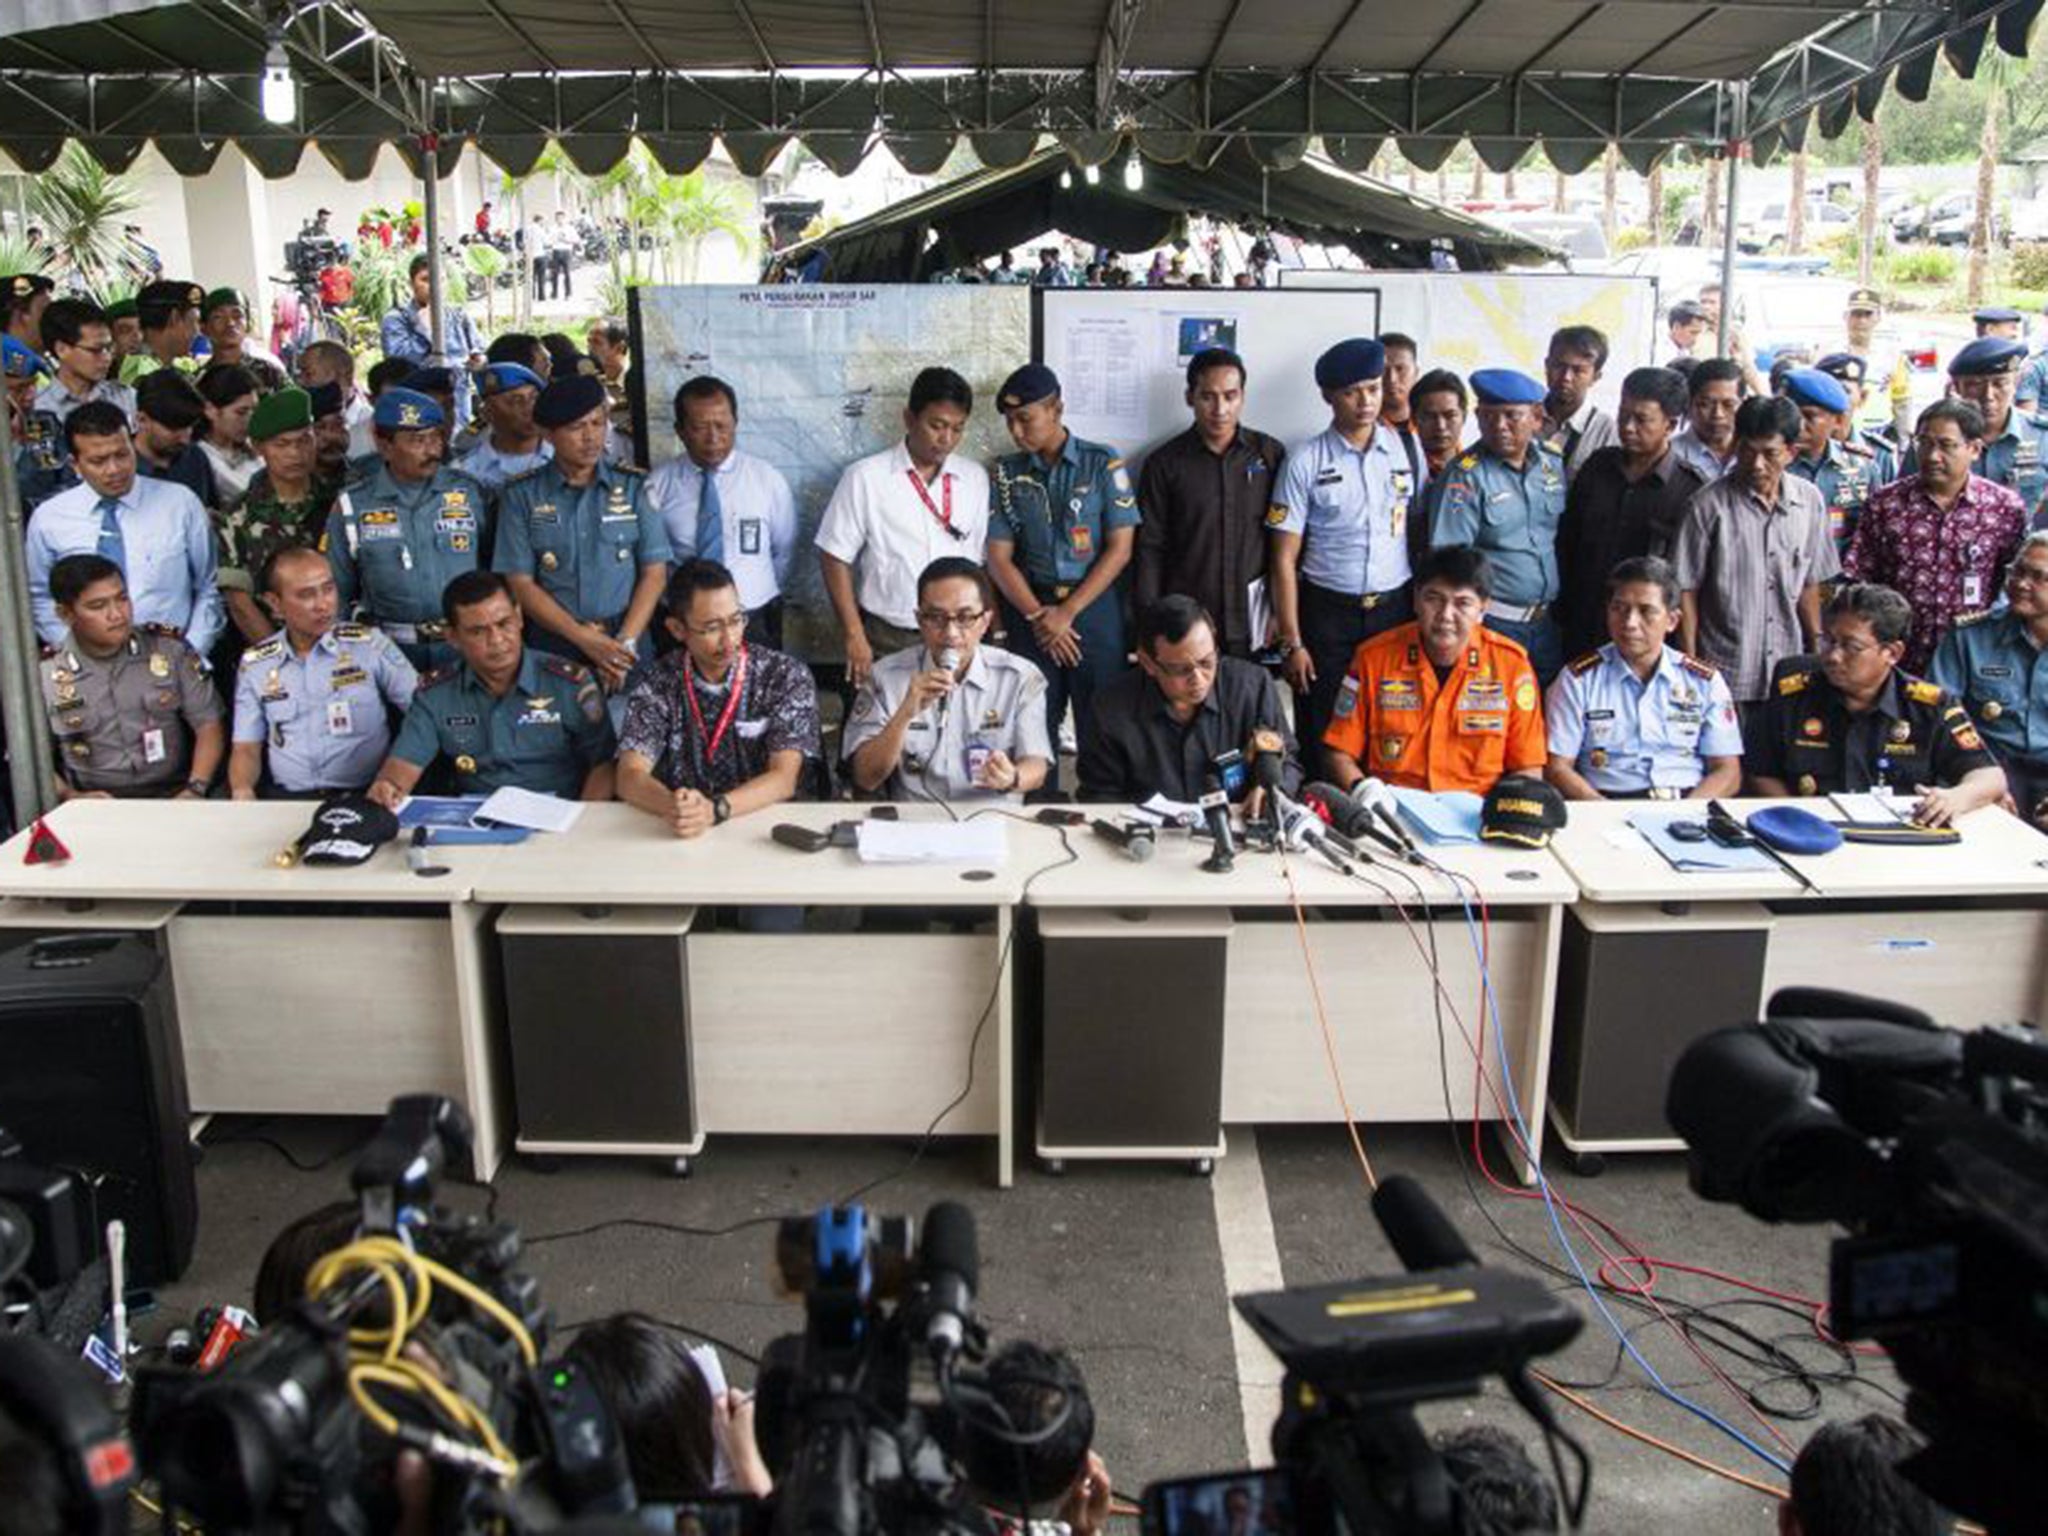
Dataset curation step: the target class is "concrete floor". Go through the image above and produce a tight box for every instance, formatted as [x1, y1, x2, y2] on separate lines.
[151, 1114, 1903, 1534]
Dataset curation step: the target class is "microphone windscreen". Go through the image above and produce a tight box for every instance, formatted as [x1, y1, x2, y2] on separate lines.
[1371, 1175, 1479, 1273]
[921, 1201, 980, 1288]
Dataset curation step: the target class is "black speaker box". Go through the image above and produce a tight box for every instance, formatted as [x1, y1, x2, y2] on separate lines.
[0, 935, 196, 1283]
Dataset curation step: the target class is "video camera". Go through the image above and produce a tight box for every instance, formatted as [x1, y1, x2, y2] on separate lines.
[1668, 987, 2048, 1536]
[132, 1094, 633, 1534]
[284, 235, 342, 286]
[1141, 1176, 1587, 1536]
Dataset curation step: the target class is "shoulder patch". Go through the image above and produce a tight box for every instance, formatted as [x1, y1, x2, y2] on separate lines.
[240, 635, 287, 666]
[1457, 453, 1478, 470]
[1678, 654, 1719, 679]
[541, 654, 593, 685]
[1904, 678, 1943, 706]
[1567, 651, 1602, 676]
[1777, 670, 1813, 697]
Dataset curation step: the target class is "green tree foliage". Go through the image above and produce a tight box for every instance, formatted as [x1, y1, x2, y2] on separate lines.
[25, 144, 150, 302]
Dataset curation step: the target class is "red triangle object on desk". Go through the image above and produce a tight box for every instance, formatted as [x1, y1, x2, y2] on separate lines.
[24, 817, 70, 865]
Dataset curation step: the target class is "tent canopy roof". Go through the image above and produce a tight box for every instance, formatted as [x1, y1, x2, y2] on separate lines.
[0, 0, 2039, 178]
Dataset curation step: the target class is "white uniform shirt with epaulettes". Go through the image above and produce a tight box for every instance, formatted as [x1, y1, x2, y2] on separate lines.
[231, 621, 420, 793]
[1543, 643, 1743, 795]
[841, 644, 1054, 804]
[40, 626, 221, 793]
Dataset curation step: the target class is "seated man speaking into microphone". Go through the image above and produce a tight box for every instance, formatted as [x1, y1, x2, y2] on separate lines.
[1078, 594, 1301, 808]
[844, 556, 1051, 803]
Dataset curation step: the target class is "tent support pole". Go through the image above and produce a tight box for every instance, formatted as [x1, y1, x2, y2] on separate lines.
[0, 406, 57, 826]
[421, 116, 446, 371]
[1716, 82, 1747, 357]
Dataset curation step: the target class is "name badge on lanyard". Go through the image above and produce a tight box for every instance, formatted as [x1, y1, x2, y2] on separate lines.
[906, 469, 965, 543]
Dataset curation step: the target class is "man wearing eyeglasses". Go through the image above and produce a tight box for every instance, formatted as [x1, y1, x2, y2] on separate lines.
[1844, 398, 2024, 674]
[1931, 531, 2048, 821]
[616, 558, 820, 837]
[844, 557, 1050, 803]
[1077, 594, 1299, 808]
[1906, 337, 2048, 517]
[1750, 583, 2003, 826]
[35, 298, 136, 426]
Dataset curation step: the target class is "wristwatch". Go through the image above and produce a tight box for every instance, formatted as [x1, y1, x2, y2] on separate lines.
[712, 793, 732, 825]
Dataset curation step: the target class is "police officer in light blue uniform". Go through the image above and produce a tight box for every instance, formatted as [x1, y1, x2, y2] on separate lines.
[5, 335, 73, 510]
[325, 388, 489, 672]
[1430, 368, 1569, 683]
[985, 363, 1140, 759]
[1908, 338, 2048, 518]
[1267, 336, 1423, 751]
[493, 372, 670, 682]
[1930, 528, 2048, 813]
[1783, 367, 1879, 554]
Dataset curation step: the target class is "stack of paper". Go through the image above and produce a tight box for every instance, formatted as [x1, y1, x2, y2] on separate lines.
[856, 819, 1006, 865]
[395, 795, 531, 845]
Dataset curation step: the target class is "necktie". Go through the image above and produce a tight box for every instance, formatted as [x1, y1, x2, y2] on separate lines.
[695, 466, 724, 563]
[96, 496, 126, 575]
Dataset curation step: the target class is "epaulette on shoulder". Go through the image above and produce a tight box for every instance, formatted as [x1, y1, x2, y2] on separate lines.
[1839, 439, 1874, 460]
[609, 461, 646, 476]
[418, 665, 458, 689]
[332, 621, 372, 640]
[1904, 678, 1943, 706]
[502, 463, 550, 489]
[1777, 670, 1814, 696]
[1567, 651, 1603, 676]
[540, 654, 592, 684]
[1678, 654, 1719, 679]
[1953, 608, 1994, 630]
[1457, 452, 1478, 470]
[240, 635, 287, 666]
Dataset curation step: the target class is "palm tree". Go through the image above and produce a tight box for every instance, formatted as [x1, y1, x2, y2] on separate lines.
[463, 243, 507, 331]
[644, 170, 753, 283]
[1968, 54, 2014, 305]
[1859, 108, 1883, 286]
[26, 144, 148, 302]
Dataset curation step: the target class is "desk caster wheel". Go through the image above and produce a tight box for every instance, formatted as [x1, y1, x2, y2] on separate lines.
[522, 1153, 564, 1175]
[1189, 1158, 1214, 1178]
[1568, 1150, 1606, 1178]
[668, 1157, 692, 1179]
[1042, 1157, 1065, 1177]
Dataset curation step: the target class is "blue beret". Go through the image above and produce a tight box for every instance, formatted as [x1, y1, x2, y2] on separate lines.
[1949, 337, 2027, 377]
[1781, 367, 1851, 415]
[1973, 306, 2023, 326]
[1814, 352, 1866, 387]
[2, 335, 49, 380]
[1469, 368, 1546, 406]
[372, 387, 445, 431]
[478, 362, 543, 398]
[533, 372, 608, 428]
[996, 363, 1060, 411]
[1748, 805, 1843, 857]
[1314, 338, 1385, 391]
[402, 365, 456, 395]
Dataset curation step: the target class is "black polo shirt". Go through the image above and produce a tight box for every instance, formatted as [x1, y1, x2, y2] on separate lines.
[1077, 655, 1302, 803]
[1554, 445, 1703, 658]
[1750, 666, 1995, 794]
[1133, 425, 1285, 652]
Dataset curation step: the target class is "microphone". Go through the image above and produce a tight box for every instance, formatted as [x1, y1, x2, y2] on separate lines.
[1246, 727, 1286, 832]
[1371, 1174, 1479, 1272]
[1353, 777, 1424, 864]
[932, 646, 959, 728]
[1199, 770, 1235, 873]
[1089, 818, 1157, 862]
[1300, 781, 1403, 860]
[1277, 796, 1351, 873]
[917, 1202, 980, 1364]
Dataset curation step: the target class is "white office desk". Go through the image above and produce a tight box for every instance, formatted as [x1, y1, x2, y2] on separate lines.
[469, 803, 1028, 1186]
[0, 801, 508, 1177]
[1023, 820, 1577, 1181]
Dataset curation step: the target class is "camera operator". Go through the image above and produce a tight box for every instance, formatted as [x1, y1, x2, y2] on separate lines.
[564, 1313, 774, 1504]
[1781, 1415, 1948, 1536]
[957, 1341, 1112, 1536]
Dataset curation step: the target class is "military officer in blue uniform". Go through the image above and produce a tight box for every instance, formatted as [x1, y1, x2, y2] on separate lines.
[324, 388, 489, 672]
[1430, 368, 1570, 683]
[493, 372, 669, 693]
[5, 335, 74, 509]
[368, 570, 617, 806]
[984, 363, 1140, 758]
[1813, 353, 1899, 485]
[1783, 367, 1879, 554]
[1908, 338, 2048, 518]
[1267, 336, 1424, 752]
[227, 546, 419, 798]
[1930, 529, 2048, 816]
[1543, 555, 1744, 800]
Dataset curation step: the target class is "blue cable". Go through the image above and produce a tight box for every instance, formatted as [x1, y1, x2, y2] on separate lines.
[1426, 860, 1795, 1476]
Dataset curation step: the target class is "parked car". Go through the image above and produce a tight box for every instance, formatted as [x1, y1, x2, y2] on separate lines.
[1895, 190, 2004, 246]
[1489, 211, 1607, 266]
[1736, 199, 1857, 254]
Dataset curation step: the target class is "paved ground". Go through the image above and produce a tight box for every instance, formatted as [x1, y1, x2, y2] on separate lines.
[157, 1111, 1902, 1533]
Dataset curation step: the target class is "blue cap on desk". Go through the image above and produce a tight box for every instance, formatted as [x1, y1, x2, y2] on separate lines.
[1747, 805, 1843, 856]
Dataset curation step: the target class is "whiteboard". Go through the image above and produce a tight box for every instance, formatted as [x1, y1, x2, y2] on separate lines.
[1039, 272, 1660, 466]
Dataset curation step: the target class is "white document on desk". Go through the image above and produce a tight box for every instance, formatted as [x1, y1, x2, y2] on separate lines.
[1131, 794, 1202, 828]
[474, 786, 585, 833]
[856, 819, 1006, 864]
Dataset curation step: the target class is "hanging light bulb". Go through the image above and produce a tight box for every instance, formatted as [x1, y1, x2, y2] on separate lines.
[260, 38, 297, 125]
[1060, 168, 1073, 190]
[1084, 162, 1100, 186]
[1123, 154, 1143, 191]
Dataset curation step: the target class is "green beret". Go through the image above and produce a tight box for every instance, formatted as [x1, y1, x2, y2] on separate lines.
[105, 297, 138, 321]
[201, 287, 245, 319]
[247, 387, 313, 442]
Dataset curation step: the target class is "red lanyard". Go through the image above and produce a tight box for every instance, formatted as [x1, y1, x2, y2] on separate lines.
[904, 467, 953, 532]
[683, 645, 749, 763]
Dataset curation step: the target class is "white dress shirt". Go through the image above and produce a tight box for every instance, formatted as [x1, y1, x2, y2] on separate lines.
[27, 475, 224, 655]
[814, 441, 991, 629]
[645, 446, 798, 611]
